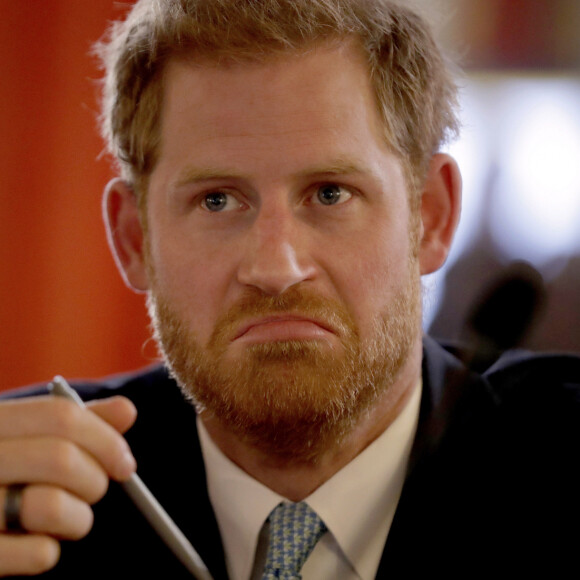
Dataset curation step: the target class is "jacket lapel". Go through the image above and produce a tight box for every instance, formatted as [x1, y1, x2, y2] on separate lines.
[124, 368, 230, 580]
[375, 337, 501, 577]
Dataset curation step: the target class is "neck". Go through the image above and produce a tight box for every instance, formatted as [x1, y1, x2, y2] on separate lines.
[201, 341, 422, 501]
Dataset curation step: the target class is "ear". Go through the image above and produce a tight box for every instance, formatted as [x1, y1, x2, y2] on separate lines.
[418, 153, 462, 275]
[102, 178, 150, 292]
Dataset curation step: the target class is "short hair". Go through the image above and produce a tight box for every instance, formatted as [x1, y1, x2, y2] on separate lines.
[96, 0, 460, 203]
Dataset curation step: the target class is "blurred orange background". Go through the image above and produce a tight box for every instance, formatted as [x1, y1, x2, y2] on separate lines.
[0, 1, 150, 390]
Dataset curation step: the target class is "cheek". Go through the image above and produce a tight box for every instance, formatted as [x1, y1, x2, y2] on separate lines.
[331, 222, 414, 324]
[147, 233, 235, 342]
[347, 254, 405, 308]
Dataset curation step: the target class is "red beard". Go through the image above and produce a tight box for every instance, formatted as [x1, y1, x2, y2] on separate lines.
[148, 275, 420, 464]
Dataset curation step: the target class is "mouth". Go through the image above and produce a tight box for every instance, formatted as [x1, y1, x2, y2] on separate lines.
[233, 314, 337, 344]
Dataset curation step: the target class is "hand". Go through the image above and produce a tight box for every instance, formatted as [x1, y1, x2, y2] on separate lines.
[0, 395, 137, 576]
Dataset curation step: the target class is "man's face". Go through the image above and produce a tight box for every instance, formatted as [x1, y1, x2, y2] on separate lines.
[143, 42, 423, 461]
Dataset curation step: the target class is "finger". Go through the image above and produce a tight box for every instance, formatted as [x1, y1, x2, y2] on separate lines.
[0, 438, 109, 504]
[0, 534, 60, 576]
[87, 396, 137, 434]
[0, 397, 136, 481]
[0, 485, 93, 540]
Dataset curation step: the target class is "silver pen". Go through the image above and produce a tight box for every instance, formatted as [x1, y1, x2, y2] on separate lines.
[49, 375, 214, 580]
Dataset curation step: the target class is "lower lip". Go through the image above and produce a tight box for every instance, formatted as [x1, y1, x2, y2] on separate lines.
[236, 320, 332, 344]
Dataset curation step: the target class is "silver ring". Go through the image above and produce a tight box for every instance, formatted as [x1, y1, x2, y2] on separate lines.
[4, 484, 26, 533]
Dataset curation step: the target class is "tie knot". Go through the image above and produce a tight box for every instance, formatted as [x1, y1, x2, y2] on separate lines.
[262, 501, 327, 580]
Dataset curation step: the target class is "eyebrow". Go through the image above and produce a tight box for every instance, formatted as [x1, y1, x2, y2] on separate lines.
[295, 159, 368, 179]
[173, 158, 370, 189]
[174, 167, 247, 188]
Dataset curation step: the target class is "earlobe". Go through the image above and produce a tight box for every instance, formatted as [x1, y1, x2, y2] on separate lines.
[418, 153, 462, 275]
[102, 178, 150, 292]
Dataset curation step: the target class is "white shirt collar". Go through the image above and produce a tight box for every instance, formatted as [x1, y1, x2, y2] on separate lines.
[198, 380, 421, 580]
[198, 420, 283, 580]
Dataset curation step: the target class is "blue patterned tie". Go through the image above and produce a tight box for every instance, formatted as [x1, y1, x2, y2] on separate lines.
[261, 501, 327, 580]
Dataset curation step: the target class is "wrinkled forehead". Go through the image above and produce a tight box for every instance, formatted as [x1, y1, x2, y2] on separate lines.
[155, 41, 389, 165]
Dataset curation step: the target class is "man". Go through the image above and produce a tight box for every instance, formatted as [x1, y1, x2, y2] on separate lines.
[0, 1, 578, 578]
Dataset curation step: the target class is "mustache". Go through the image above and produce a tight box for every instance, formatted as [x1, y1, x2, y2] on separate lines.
[209, 286, 357, 346]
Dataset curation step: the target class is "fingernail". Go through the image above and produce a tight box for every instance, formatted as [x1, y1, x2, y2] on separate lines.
[117, 450, 137, 480]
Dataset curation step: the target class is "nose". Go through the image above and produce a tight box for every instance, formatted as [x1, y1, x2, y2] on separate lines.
[237, 204, 316, 295]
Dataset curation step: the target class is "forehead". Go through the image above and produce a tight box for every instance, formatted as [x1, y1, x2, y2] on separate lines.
[154, 42, 391, 174]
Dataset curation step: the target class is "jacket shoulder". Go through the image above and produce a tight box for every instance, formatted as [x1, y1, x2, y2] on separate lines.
[483, 349, 580, 408]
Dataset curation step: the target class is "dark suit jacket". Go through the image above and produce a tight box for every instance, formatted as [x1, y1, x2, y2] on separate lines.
[4, 337, 580, 578]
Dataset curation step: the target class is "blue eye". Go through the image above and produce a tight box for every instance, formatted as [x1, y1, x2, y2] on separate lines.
[202, 192, 228, 212]
[316, 184, 351, 206]
[201, 191, 240, 213]
[201, 191, 246, 213]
